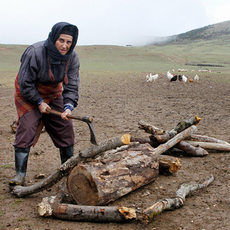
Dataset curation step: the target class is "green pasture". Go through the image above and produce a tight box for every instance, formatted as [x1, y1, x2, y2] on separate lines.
[0, 38, 230, 88]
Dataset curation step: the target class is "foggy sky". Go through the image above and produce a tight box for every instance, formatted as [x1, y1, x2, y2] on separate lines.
[1, 0, 230, 46]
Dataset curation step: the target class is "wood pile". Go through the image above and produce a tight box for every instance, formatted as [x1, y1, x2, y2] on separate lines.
[11, 115, 230, 224]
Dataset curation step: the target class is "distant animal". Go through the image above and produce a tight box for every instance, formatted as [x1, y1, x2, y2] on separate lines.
[194, 74, 199, 82]
[182, 75, 187, 84]
[178, 68, 188, 72]
[146, 73, 159, 82]
[170, 75, 177, 82]
[167, 71, 174, 81]
[199, 69, 211, 73]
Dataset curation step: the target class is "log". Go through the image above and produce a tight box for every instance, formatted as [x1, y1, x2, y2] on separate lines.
[12, 134, 131, 197]
[175, 141, 209, 157]
[143, 175, 214, 224]
[186, 134, 230, 145]
[184, 141, 230, 152]
[67, 145, 159, 206]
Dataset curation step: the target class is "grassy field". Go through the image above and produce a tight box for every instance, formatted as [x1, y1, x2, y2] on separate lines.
[0, 38, 230, 87]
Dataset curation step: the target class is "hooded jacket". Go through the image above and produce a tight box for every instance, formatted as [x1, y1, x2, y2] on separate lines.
[17, 22, 80, 109]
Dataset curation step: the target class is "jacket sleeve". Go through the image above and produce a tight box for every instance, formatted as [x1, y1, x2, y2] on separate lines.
[18, 46, 41, 104]
[62, 51, 80, 109]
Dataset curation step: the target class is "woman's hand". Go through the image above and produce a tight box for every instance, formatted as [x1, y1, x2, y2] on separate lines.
[38, 102, 51, 114]
[61, 109, 71, 120]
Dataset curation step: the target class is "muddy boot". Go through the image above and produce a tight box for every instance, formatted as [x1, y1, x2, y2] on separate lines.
[59, 145, 74, 164]
[9, 147, 30, 186]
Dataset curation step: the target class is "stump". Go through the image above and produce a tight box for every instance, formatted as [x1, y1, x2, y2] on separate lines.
[67, 147, 159, 206]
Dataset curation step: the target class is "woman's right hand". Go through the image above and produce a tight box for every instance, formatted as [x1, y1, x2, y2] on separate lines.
[38, 102, 51, 114]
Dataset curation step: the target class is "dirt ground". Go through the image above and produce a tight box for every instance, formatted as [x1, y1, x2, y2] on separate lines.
[1, 72, 230, 230]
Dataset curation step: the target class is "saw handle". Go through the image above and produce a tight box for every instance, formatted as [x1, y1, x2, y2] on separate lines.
[46, 108, 93, 123]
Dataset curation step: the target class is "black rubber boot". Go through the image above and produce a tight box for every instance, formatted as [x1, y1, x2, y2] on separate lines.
[59, 145, 74, 164]
[9, 147, 30, 186]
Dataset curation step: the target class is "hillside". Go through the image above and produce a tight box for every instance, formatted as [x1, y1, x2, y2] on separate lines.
[151, 20, 230, 44]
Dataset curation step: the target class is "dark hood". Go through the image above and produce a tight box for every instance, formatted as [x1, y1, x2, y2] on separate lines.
[44, 22, 79, 61]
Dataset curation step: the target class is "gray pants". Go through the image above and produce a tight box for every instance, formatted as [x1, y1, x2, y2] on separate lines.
[13, 96, 75, 148]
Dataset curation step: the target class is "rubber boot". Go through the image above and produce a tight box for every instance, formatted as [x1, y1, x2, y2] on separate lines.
[9, 147, 30, 186]
[59, 145, 74, 164]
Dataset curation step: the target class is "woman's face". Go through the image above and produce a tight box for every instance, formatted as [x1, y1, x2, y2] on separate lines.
[55, 34, 73, 55]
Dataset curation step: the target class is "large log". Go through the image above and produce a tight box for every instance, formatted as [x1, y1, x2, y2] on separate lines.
[12, 134, 131, 197]
[66, 125, 197, 206]
[143, 175, 214, 224]
[67, 145, 159, 206]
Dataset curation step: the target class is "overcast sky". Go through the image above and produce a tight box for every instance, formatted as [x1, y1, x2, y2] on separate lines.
[1, 0, 230, 46]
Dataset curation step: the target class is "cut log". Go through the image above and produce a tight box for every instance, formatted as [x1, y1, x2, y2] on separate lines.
[143, 175, 214, 224]
[67, 145, 159, 206]
[53, 204, 136, 222]
[158, 155, 181, 174]
[169, 115, 201, 133]
[175, 141, 209, 157]
[184, 141, 230, 152]
[37, 182, 136, 222]
[13, 134, 131, 197]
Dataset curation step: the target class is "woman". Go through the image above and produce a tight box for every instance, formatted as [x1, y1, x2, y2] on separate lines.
[10, 22, 80, 186]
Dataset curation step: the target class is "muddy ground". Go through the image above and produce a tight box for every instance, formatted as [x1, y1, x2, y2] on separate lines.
[1, 72, 230, 230]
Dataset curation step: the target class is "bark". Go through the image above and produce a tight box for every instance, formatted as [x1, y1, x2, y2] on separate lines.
[12, 134, 131, 197]
[67, 145, 159, 206]
[184, 141, 230, 152]
[175, 140, 209, 157]
[143, 175, 214, 224]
